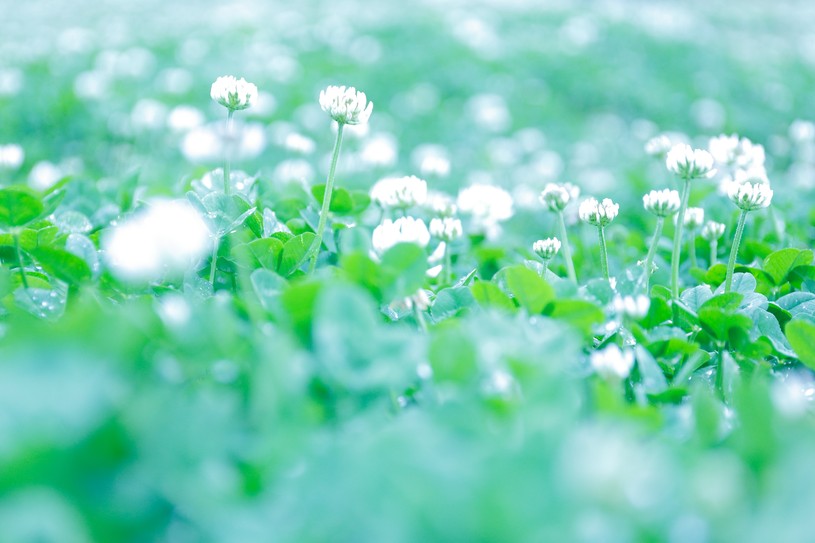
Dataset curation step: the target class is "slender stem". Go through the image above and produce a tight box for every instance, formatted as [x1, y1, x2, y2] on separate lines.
[541, 259, 550, 277]
[557, 210, 577, 283]
[414, 302, 428, 333]
[710, 240, 718, 267]
[725, 210, 748, 293]
[307, 123, 345, 273]
[688, 232, 697, 269]
[671, 178, 692, 299]
[642, 217, 664, 294]
[13, 232, 28, 289]
[597, 226, 609, 282]
[223, 109, 234, 195]
[209, 236, 220, 286]
[444, 246, 453, 284]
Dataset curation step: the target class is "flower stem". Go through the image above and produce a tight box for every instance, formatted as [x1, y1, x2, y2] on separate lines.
[13, 232, 28, 289]
[444, 246, 453, 284]
[642, 217, 663, 294]
[671, 178, 691, 299]
[414, 302, 428, 333]
[209, 236, 220, 286]
[223, 109, 234, 195]
[710, 240, 718, 267]
[688, 233, 697, 269]
[541, 259, 550, 277]
[557, 210, 577, 283]
[725, 210, 748, 293]
[598, 225, 610, 282]
[308, 122, 345, 273]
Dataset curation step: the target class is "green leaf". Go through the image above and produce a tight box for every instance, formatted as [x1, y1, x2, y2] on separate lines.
[470, 281, 515, 312]
[280, 280, 323, 345]
[680, 285, 713, 312]
[250, 268, 287, 311]
[31, 247, 92, 285]
[698, 292, 743, 313]
[311, 184, 355, 215]
[429, 325, 479, 383]
[0, 188, 44, 227]
[776, 292, 815, 318]
[635, 346, 668, 394]
[763, 248, 813, 286]
[715, 272, 756, 294]
[247, 237, 284, 269]
[340, 252, 382, 301]
[430, 287, 475, 322]
[786, 319, 815, 368]
[544, 299, 604, 337]
[748, 308, 795, 357]
[502, 265, 554, 314]
[698, 307, 752, 342]
[379, 243, 428, 301]
[278, 233, 316, 276]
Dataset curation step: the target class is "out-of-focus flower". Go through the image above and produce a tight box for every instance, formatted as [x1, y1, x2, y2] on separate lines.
[457, 183, 514, 232]
[103, 199, 211, 282]
[0, 144, 24, 169]
[540, 182, 574, 212]
[370, 175, 428, 209]
[789, 119, 815, 144]
[682, 207, 705, 230]
[666, 143, 716, 179]
[371, 217, 430, 254]
[533, 237, 561, 260]
[429, 217, 463, 241]
[590, 344, 635, 379]
[319, 85, 373, 125]
[28, 161, 63, 191]
[701, 221, 726, 241]
[283, 132, 316, 154]
[642, 189, 680, 217]
[579, 197, 619, 227]
[727, 181, 773, 211]
[360, 133, 398, 167]
[612, 294, 650, 319]
[167, 105, 205, 132]
[644, 134, 673, 156]
[708, 134, 765, 170]
[210, 75, 258, 111]
[425, 190, 457, 217]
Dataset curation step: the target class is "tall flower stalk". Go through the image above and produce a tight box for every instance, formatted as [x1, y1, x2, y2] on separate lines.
[540, 183, 579, 282]
[701, 220, 725, 267]
[641, 189, 680, 292]
[665, 144, 716, 299]
[305, 85, 373, 273]
[210, 75, 257, 195]
[429, 217, 463, 283]
[578, 197, 619, 283]
[724, 181, 773, 292]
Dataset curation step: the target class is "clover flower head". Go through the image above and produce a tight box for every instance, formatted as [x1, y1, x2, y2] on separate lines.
[644, 134, 673, 157]
[319, 85, 373, 125]
[709, 134, 765, 170]
[578, 197, 619, 227]
[371, 216, 430, 254]
[612, 294, 650, 320]
[666, 143, 716, 179]
[429, 217, 463, 242]
[533, 237, 561, 260]
[210, 75, 257, 111]
[370, 175, 428, 209]
[457, 184, 514, 228]
[727, 181, 773, 211]
[642, 188, 680, 217]
[701, 220, 726, 241]
[540, 182, 573, 212]
[590, 344, 635, 379]
[683, 207, 705, 229]
[0, 143, 24, 169]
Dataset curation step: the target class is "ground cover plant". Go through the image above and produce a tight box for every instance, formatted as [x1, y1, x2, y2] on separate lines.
[4, 0, 815, 541]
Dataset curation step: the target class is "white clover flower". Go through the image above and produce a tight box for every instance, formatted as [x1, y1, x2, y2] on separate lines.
[578, 197, 619, 227]
[644, 134, 673, 156]
[590, 344, 635, 379]
[370, 175, 428, 209]
[533, 237, 561, 260]
[419, 154, 451, 177]
[666, 143, 716, 179]
[539, 182, 573, 212]
[103, 199, 211, 283]
[727, 181, 773, 211]
[701, 220, 726, 241]
[642, 188, 680, 217]
[457, 183, 514, 230]
[683, 207, 705, 229]
[319, 85, 373, 125]
[210, 75, 258, 111]
[425, 190, 458, 217]
[371, 217, 430, 254]
[0, 143, 24, 169]
[429, 217, 463, 241]
[789, 120, 815, 144]
[360, 133, 398, 167]
[612, 294, 650, 320]
[708, 134, 765, 170]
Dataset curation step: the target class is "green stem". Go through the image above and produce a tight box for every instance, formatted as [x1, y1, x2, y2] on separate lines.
[710, 240, 718, 267]
[688, 232, 697, 269]
[414, 302, 428, 333]
[223, 109, 234, 195]
[671, 178, 692, 299]
[209, 236, 220, 286]
[541, 259, 550, 277]
[444, 246, 453, 284]
[557, 211, 577, 283]
[725, 210, 748, 293]
[13, 232, 28, 289]
[307, 122, 345, 274]
[642, 217, 663, 294]
[598, 226, 609, 282]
